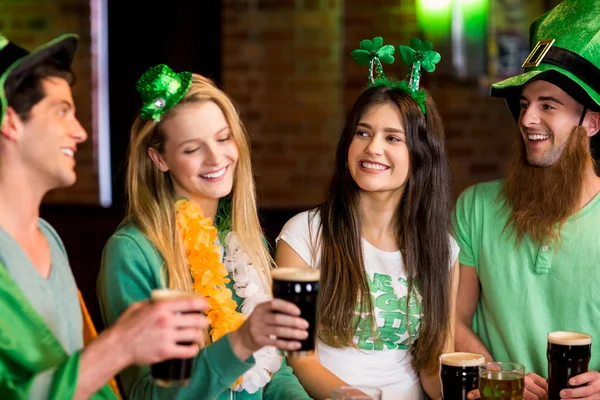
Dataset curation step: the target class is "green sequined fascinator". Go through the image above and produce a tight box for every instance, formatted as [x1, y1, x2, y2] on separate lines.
[136, 64, 192, 122]
[351, 37, 441, 114]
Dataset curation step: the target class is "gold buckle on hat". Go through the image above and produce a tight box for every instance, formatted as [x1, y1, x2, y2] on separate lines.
[522, 39, 555, 68]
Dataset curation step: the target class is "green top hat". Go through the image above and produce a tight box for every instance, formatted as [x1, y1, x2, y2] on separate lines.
[136, 64, 192, 122]
[490, 0, 600, 155]
[0, 33, 78, 127]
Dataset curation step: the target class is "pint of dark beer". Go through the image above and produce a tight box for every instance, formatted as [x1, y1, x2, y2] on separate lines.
[271, 267, 320, 356]
[439, 352, 485, 399]
[547, 331, 592, 400]
[479, 362, 524, 400]
[150, 289, 199, 387]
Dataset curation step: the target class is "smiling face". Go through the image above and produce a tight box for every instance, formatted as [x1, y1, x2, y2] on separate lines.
[148, 100, 239, 208]
[347, 102, 410, 197]
[519, 80, 587, 167]
[18, 77, 87, 189]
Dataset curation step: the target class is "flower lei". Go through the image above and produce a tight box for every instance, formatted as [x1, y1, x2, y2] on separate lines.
[175, 198, 280, 393]
[175, 199, 246, 342]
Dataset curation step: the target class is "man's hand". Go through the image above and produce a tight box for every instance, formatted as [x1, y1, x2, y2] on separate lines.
[75, 295, 208, 400]
[559, 371, 600, 399]
[524, 373, 548, 400]
[111, 296, 209, 366]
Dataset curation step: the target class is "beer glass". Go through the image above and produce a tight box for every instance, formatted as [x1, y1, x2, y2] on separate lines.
[479, 362, 524, 400]
[547, 331, 592, 400]
[271, 267, 320, 356]
[150, 289, 199, 387]
[331, 385, 382, 399]
[440, 352, 486, 399]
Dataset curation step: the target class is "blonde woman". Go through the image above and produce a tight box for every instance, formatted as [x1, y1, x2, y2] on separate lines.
[97, 64, 310, 400]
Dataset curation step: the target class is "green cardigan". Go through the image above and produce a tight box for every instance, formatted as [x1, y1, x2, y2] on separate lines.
[97, 222, 311, 400]
[0, 262, 116, 399]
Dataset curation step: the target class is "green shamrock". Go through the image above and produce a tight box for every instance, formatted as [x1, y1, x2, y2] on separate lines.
[352, 36, 438, 114]
[351, 37, 395, 65]
[398, 37, 441, 72]
[351, 37, 395, 83]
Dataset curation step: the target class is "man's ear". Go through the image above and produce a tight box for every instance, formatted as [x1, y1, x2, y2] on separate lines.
[0, 107, 24, 141]
[584, 110, 600, 138]
[148, 147, 169, 172]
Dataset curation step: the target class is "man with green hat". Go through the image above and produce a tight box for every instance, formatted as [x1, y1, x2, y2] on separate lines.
[0, 33, 209, 399]
[453, 0, 600, 398]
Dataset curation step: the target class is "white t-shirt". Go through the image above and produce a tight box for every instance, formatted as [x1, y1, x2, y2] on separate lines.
[276, 210, 460, 400]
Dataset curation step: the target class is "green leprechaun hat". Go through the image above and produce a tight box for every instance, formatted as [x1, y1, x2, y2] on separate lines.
[136, 64, 192, 122]
[490, 0, 600, 156]
[0, 33, 78, 127]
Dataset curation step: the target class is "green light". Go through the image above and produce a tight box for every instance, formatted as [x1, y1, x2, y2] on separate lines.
[459, 0, 480, 5]
[421, 0, 451, 11]
[460, 0, 488, 41]
[416, 0, 488, 41]
[416, 0, 452, 39]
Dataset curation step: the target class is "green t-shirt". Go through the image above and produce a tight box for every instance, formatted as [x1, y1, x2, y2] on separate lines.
[453, 179, 600, 376]
[0, 219, 116, 399]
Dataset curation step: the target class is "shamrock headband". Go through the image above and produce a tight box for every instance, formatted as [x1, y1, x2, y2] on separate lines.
[351, 37, 441, 114]
[135, 64, 192, 121]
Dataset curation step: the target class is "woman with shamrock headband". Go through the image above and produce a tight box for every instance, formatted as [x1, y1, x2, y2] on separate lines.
[276, 38, 459, 400]
[97, 65, 311, 400]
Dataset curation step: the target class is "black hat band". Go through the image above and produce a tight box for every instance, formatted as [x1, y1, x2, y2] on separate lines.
[539, 46, 600, 94]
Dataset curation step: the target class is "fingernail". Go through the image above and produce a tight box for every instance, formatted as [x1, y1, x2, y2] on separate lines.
[467, 395, 472, 399]
[295, 342, 302, 349]
[570, 378, 576, 385]
[561, 390, 567, 397]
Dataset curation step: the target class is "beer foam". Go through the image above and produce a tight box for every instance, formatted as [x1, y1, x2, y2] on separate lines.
[440, 352, 486, 367]
[151, 289, 197, 302]
[548, 331, 592, 346]
[272, 267, 320, 282]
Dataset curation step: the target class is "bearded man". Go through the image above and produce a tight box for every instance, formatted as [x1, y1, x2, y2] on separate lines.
[453, 1, 600, 399]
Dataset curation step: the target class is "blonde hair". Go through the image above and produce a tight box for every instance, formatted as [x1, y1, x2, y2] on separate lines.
[126, 74, 273, 292]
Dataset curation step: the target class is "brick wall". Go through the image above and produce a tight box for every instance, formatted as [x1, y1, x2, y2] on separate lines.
[222, 0, 343, 208]
[223, 0, 524, 208]
[0, 0, 99, 204]
[2, 1, 547, 208]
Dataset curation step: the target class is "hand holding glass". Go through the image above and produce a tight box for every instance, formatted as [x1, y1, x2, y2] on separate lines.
[271, 267, 320, 356]
[547, 331, 592, 400]
[150, 289, 203, 387]
[440, 352, 486, 399]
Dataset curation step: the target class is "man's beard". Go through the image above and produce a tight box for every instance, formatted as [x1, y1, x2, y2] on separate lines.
[502, 127, 592, 244]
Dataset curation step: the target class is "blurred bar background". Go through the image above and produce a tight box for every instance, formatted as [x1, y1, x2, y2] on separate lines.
[0, 0, 561, 327]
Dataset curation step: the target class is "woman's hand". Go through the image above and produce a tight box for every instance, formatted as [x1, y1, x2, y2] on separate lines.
[229, 298, 309, 360]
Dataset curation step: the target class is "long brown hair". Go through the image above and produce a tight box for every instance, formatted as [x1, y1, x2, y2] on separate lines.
[316, 86, 452, 372]
[126, 74, 273, 292]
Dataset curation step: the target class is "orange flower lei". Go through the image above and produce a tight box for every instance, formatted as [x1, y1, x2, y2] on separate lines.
[175, 199, 246, 344]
